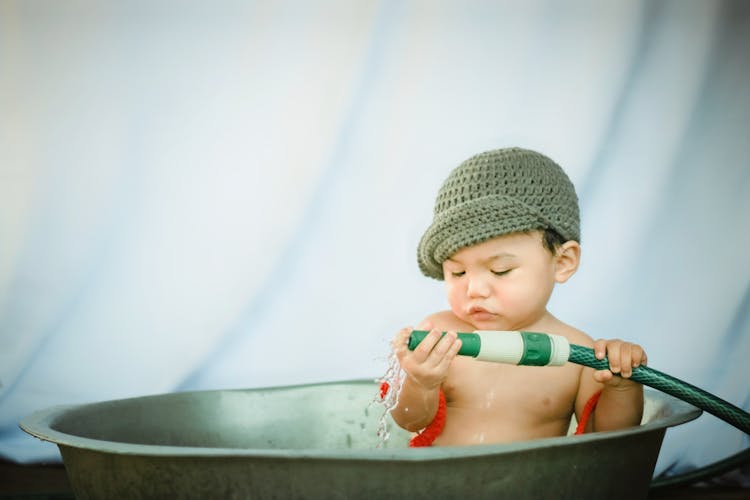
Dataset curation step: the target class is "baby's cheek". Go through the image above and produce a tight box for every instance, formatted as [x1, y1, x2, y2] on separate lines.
[499, 284, 538, 311]
[448, 299, 463, 318]
[447, 297, 470, 323]
[491, 289, 513, 310]
[445, 283, 463, 306]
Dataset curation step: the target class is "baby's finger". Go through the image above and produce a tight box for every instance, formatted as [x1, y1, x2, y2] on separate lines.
[435, 336, 462, 372]
[391, 327, 411, 350]
[592, 369, 613, 383]
[606, 341, 622, 374]
[411, 328, 441, 363]
[631, 345, 646, 367]
[593, 339, 607, 360]
[427, 330, 457, 365]
[618, 343, 634, 378]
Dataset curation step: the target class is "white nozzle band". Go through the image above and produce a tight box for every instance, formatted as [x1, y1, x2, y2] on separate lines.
[474, 331, 524, 364]
[547, 333, 571, 366]
[473, 331, 570, 366]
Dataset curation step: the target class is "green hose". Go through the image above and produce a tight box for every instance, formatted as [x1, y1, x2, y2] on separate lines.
[568, 343, 750, 489]
[568, 343, 750, 435]
[407, 330, 750, 487]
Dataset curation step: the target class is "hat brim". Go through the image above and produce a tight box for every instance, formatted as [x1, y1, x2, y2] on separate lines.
[417, 196, 548, 280]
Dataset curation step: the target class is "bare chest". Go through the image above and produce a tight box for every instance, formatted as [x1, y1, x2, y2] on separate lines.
[443, 358, 580, 420]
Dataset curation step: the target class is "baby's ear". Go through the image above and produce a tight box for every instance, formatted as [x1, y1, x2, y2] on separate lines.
[554, 241, 581, 283]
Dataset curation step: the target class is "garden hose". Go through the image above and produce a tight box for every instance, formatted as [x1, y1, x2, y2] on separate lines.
[408, 330, 750, 488]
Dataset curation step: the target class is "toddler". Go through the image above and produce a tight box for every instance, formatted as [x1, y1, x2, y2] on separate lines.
[391, 147, 647, 446]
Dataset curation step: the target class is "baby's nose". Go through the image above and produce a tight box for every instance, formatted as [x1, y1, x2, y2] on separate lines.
[467, 276, 491, 297]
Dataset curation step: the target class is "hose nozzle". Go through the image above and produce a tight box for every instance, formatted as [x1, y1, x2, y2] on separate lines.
[408, 330, 570, 367]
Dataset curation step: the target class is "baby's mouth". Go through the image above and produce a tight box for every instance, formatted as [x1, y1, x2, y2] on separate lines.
[468, 306, 494, 317]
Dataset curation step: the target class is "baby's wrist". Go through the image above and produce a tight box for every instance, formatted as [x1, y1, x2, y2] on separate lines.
[405, 373, 442, 392]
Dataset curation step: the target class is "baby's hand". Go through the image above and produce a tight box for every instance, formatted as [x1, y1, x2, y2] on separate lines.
[592, 339, 647, 387]
[392, 322, 462, 390]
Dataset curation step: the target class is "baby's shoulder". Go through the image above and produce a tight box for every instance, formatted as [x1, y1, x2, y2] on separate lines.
[548, 321, 595, 348]
[421, 310, 474, 332]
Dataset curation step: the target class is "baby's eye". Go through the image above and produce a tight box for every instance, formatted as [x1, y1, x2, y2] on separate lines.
[451, 271, 465, 277]
[492, 269, 512, 277]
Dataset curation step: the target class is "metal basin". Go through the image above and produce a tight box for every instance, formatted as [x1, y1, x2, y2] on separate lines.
[21, 379, 700, 499]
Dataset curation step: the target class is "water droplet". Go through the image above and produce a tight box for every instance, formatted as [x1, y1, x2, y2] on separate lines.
[369, 348, 404, 448]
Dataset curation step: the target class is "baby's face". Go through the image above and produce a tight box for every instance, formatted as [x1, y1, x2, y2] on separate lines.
[441, 231, 558, 331]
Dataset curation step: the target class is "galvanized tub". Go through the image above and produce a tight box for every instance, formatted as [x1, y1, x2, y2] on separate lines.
[21, 379, 700, 499]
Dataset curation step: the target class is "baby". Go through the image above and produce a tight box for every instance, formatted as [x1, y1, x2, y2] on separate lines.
[391, 147, 647, 446]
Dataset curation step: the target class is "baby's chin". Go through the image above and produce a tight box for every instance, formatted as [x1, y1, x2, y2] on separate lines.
[462, 315, 535, 333]
[458, 314, 507, 332]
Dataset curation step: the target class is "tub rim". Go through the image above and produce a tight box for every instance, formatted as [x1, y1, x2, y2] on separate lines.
[19, 379, 701, 462]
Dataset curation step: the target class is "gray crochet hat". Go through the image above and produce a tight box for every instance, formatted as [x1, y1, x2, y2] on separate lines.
[417, 147, 580, 280]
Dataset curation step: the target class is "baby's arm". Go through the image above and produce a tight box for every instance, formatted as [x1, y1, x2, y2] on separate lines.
[577, 339, 647, 432]
[389, 323, 462, 431]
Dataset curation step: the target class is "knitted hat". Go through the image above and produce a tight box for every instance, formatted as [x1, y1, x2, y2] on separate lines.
[417, 147, 580, 280]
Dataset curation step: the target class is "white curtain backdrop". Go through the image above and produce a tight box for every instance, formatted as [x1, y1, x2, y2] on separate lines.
[1, 0, 748, 481]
